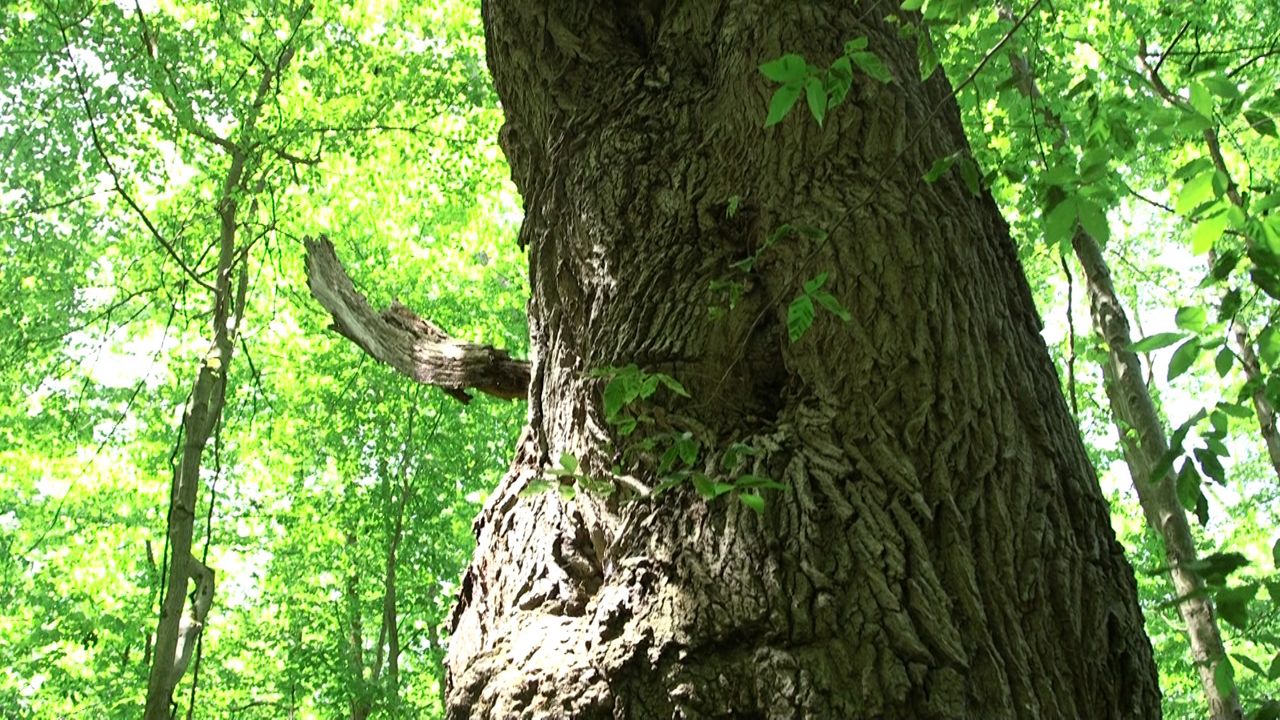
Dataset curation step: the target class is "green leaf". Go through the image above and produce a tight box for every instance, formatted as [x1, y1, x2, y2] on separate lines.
[738, 492, 765, 514]
[900, 0, 923, 10]
[1188, 552, 1250, 585]
[1213, 656, 1235, 699]
[1190, 81, 1215, 118]
[850, 51, 892, 84]
[1233, 650, 1264, 676]
[813, 291, 853, 321]
[736, 474, 787, 490]
[827, 57, 853, 108]
[1044, 195, 1078, 248]
[805, 76, 826, 125]
[1215, 347, 1234, 377]
[1232, 653, 1266, 677]
[764, 84, 802, 127]
[1168, 338, 1202, 381]
[1218, 286, 1242, 319]
[1271, 650, 1280, 680]
[1174, 157, 1213, 181]
[1176, 170, 1217, 216]
[1175, 460, 1208, 526]
[1215, 584, 1258, 630]
[1174, 306, 1207, 331]
[787, 294, 816, 343]
[1190, 211, 1229, 254]
[558, 453, 578, 473]
[956, 156, 981, 196]
[803, 272, 830, 294]
[759, 54, 807, 84]
[916, 28, 938, 79]
[616, 417, 638, 436]
[844, 37, 869, 53]
[675, 433, 699, 466]
[1128, 332, 1185, 353]
[1252, 266, 1280, 301]
[521, 480, 553, 496]
[1077, 197, 1109, 244]
[580, 474, 615, 497]
[1203, 73, 1239, 99]
[1043, 158, 1078, 187]
[656, 374, 690, 397]
[1255, 699, 1280, 720]
[1218, 401, 1251, 420]
[603, 379, 629, 418]
[1198, 440, 1228, 484]
[1245, 108, 1278, 137]
[652, 475, 685, 497]
[1259, 326, 1280, 367]
[1273, 537, 1280, 569]
[924, 153, 958, 183]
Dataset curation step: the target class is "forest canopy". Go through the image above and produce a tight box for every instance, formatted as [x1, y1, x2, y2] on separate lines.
[2, 0, 1280, 718]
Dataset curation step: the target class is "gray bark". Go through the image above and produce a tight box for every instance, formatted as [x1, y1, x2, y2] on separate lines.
[436, 3, 1161, 718]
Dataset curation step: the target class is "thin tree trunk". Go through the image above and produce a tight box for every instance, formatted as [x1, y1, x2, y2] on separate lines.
[1232, 328, 1280, 476]
[1074, 234, 1239, 719]
[137, 15, 309, 713]
[347, 530, 372, 720]
[134, 6, 311, 717]
[1004, 42, 1241, 719]
[434, 3, 1160, 717]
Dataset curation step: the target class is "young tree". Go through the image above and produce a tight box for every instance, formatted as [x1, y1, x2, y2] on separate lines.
[311, 2, 1163, 717]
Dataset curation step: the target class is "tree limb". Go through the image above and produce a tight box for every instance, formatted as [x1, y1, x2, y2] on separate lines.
[303, 237, 530, 403]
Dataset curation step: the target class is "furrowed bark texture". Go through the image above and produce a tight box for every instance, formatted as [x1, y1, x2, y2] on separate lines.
[447, 3, 1160, 718]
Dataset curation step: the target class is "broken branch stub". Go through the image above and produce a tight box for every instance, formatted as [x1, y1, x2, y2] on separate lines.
[303, 236, 530, 403]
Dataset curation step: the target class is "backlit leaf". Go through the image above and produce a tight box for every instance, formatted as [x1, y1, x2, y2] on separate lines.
[1128, 332, 1185, 353]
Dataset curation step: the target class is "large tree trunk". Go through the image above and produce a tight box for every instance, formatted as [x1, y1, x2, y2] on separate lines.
[444, 3, 1160, 717]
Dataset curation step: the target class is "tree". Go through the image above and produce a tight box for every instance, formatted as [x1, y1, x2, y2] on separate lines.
[310, 2, 1163, 716]
[1000, 39, 1239, 719]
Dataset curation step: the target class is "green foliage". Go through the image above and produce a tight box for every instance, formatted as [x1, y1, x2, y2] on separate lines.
[787, 272, 851, 343]
[759, 37, 892, 128]
[586, 366, 783, 513]
[0, 0, 521, 716]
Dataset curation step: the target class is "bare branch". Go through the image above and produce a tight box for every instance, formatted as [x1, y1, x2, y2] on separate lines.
[53, 18, 216, 293]
[304, 237, 530, 403]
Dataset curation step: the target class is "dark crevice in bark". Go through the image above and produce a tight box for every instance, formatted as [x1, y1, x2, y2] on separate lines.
[304, 237, 530, 403]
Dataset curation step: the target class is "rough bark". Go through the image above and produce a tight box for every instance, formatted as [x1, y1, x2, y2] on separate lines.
[1005, 44, 1241, 719]
[434, 3, 1160, 718]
